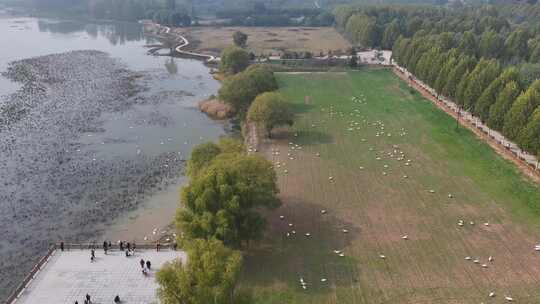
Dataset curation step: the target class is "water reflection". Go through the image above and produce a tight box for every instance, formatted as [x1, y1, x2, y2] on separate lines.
[164, 57, 178, 75]
[37, 19, 150, 45]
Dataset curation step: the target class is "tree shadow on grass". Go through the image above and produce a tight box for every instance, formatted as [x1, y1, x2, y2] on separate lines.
[271, 129, 333, 146]
[240, 198, 360, 297]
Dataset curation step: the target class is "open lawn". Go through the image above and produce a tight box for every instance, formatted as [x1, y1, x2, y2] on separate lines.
[174, 26, 351, 56]
[240, 69, 540, 303]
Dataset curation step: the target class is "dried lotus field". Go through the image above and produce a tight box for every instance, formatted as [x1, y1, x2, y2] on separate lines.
[240, 68, 540, 304]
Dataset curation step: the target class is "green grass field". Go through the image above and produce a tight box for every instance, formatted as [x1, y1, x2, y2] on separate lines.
[239, 68, 540, 304]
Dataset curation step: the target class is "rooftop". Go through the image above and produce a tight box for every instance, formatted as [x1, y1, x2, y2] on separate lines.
[11, 248, 186, 304]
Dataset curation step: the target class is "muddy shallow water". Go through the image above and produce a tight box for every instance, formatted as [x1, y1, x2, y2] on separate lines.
[0, 16, 225, 299]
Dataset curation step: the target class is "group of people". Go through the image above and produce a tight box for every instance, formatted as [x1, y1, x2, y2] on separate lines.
[140, 258, 152, 276]
[74, 294, 121, 303]
[120, 241, 136, 257]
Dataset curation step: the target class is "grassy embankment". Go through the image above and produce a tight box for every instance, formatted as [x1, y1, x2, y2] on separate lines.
[239, 68, 540, 304]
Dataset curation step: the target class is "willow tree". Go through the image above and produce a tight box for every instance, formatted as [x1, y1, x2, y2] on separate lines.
[219, 46, 250, 74]
[177, 153, 279, 247]
[156, 239, 242, 304]
[247, 92, 294, 137]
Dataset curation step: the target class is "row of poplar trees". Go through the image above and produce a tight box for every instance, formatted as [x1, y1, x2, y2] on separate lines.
[334, 3, 540, 158]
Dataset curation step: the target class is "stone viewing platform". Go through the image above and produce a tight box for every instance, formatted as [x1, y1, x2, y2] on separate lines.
[8, 247, 186, 304]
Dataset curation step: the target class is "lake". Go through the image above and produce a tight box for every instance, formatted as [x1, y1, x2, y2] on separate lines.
[0, 12, 225, 300]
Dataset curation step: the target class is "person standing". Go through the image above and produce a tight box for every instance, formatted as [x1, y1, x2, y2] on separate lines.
[146, 260, 151, 270]
[140, 259, 145, 269]
[103, 241, 108, 254]
[85, 294, 91, 303]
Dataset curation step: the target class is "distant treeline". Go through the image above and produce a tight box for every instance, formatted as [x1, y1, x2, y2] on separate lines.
[333, 3, 540, 156]
[216, 6, 334, 26]
[15, 0, 191, 26]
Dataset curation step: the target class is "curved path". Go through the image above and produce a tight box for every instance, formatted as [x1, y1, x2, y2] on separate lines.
[161, 25, 217, 63]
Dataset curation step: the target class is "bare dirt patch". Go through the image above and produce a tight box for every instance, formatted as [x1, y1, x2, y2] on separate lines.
[173, 26, 351, 56]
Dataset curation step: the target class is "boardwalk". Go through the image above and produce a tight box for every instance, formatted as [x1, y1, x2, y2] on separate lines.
[12, 249, 185, 304]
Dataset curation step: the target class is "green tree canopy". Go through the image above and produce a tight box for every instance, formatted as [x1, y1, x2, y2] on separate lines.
[443, 56, 475, 99]
[434, 51, 458, 93]
[218, 65, 277, 114]
[530, 44, 540, 63]
[517, 107, 540, 156]
[479, 30, 504, 59]
[345, 13, 380, 47]
[462, 59, 501, 110]
[503, 79, 540, 140]
[474, 67, 519, 121]
[333, 5, 356, 29]
[247, 92, 294, 136]
[156, 238, 242, 304]
[186, 138, 245, 178]
[186, 142, 222, 178]
[220, 46, 250, 74]
[232, 31, 248, 48]
[520, 63, 540, 87]
[487, 81, 522, 131]
[457, 31, 476, 56]
[504, 29, 530, 62]
[177, 153, 279, 247]
[382, 20, 401, 50]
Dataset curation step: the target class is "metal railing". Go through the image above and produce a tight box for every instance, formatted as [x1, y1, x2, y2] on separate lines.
[4, 245, 56, 304]
[4, 241, 176, 304]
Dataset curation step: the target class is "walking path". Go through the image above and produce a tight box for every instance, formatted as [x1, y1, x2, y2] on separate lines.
[153, 23, 217, 63]
[393, 65, 540, 183]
